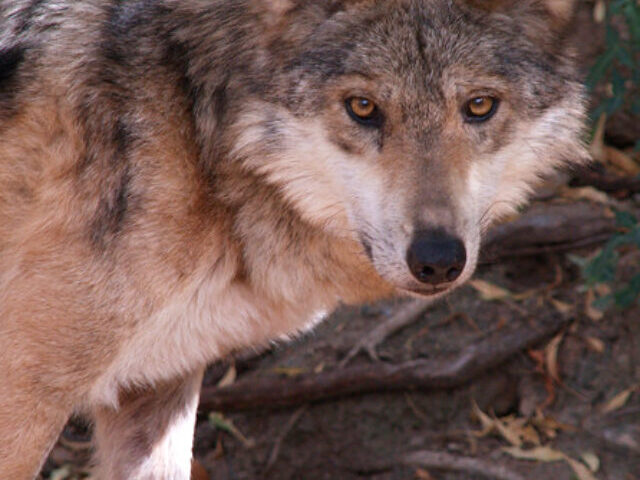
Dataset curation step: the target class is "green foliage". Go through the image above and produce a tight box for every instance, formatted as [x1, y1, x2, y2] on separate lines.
[581, 0, 640, 310]
[587, 0, 640, 129]
[580, 211, 640, 309]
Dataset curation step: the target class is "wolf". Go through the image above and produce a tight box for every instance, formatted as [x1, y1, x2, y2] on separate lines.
[0, 0, 587, 478]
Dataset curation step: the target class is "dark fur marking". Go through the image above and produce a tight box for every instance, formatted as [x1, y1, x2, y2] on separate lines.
[212, 79, 228, 124]
[114, 119, 132, 156]
[331, 136, 354, 154]
[359, 236, 374, 261]
[0, 45, 25, 92]
[163, 40, 200, 116]
[90, 165, 132, 248]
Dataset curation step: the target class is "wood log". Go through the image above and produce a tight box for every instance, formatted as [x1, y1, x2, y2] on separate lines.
[199, 315, 570, 412]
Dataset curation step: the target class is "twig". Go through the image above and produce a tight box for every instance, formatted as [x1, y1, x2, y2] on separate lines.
[339, 298, 434, 367]
[400, 450, 527, 480]
[199, 315, 570, 412]
[263, 406, 308, 473]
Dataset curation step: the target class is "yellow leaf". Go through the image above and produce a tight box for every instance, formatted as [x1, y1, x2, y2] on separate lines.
[601, 385, 638, 414]
[469, 279, 513, 301]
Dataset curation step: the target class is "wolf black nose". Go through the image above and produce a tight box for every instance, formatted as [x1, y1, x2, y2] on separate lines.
[406, 230, 467, 286]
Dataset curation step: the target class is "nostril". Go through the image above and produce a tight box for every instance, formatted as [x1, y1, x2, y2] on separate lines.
[446, 267, 462, 282]
[419, 265, 435, 281]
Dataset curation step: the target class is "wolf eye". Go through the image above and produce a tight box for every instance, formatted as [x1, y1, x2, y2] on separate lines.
[464, 96, 499, 123]
[346, 97, 382, 127]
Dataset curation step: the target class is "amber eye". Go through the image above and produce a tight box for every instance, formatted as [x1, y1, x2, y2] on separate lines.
[346, 97, 382, 127]
[464, 96, 498, 122]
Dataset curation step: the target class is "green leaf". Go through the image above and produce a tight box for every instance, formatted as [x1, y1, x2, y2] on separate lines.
[614, 274, 640, 308]
[587, 48, 617, 89]
[615, 211, 638, 229]
[593, 294, 614, 310]
[584, 246, 619, 285]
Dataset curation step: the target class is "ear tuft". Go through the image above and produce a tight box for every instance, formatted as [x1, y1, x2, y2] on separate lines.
[541, 0, 577, 26]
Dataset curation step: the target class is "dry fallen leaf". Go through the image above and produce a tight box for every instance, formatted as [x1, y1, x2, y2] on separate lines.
[580, 452, 600, 473]
[471, 400, 495, 436]
[549, 298, 573, 315]
[472, 403, 539, 447]
[272, 366, 306, 377]
[545, 333, 564, 383]
[590, 113, 607, 162]
[585, 289, 605, 322]
[469, 279, 513, 301]
[560, 186, 612, 205]
[605, 146, 640, 176]
[584, 336, 605, 354]
[503, 445, 565, 462]
[414, 468, 434, 480]
[565, 456, 599, 480]
[504, 446, 599, 480]
[191, 459, 211, 480]
[217, 364, 237, 388]
[594, 0, 606, 23]
[208, 412, 255, 449]
[601, 385, 638, 414]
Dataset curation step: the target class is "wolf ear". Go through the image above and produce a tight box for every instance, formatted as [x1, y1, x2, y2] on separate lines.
[464, 0, 578, 31]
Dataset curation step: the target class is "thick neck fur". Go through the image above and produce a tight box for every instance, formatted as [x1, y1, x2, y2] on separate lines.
[143, 1, 392, 305]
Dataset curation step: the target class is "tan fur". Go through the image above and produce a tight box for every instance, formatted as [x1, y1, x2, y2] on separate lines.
[0, 0, 587, 477]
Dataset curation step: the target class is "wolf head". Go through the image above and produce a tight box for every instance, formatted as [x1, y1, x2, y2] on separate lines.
[225, 0, 587, 298]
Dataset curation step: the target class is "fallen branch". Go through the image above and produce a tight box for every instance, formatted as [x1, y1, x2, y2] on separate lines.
[339, 298, 434, 367]
[481, 201, 616, 263]
[570, 166, 640, 196]
[199, 315, 570, 412]
[356, 450, 527, 480]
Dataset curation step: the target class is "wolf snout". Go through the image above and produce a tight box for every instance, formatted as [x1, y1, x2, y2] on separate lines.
[406, 230, 467, 286]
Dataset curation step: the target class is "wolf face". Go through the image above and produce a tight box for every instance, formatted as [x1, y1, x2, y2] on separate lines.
[227, 0, 587, 297]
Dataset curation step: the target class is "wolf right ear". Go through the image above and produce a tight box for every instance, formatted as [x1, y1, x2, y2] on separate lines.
[464, 0, 579, 31]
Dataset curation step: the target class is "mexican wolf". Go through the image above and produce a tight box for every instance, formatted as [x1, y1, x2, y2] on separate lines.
[0, 0, 587, 478]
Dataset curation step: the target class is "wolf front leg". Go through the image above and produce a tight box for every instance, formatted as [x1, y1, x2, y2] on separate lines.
[92, 368, 205, 480]
[0, 375, 73, 480]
